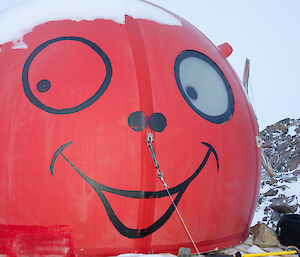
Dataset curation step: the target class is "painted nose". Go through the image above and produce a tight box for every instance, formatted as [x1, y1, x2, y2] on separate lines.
[128, 111, 167, 132]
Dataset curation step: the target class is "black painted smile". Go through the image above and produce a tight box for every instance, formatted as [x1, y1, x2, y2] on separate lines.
[50, 142, 219, 239]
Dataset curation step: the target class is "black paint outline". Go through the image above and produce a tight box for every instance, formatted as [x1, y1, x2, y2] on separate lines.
[37, 79, 51, 93]
[174, 50, 234, 124]
[50, 141, 219, 238]
[22, 36, 112, 114]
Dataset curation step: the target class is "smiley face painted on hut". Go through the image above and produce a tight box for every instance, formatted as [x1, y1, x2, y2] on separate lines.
[22, 27, 228, 237]
[2, 6, 260, 253]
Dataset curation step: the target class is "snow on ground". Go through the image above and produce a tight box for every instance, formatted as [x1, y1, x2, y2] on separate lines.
[288, 125, 297, 137]
[246, 245, 265, 254]
[284, 175, 300, 196]
[117, 254, 176, 257]
[251, 170, 300, 227]
[252, 118, 300, 228]
[0, 0, 181, 49]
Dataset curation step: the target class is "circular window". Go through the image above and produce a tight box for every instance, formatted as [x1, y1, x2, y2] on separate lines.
[174, 50, 234, 124]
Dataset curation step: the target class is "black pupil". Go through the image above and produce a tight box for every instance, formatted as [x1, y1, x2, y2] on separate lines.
[37, 79, 51, 92]
[186, 86, 198, 100]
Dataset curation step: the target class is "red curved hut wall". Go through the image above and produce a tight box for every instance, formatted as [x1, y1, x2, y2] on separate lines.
[0, 10, 261, 257]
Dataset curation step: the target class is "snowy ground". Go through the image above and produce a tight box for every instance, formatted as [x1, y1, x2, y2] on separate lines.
[115, 252, 192, 257]
[251, 168, 300, 228]
[115, 237, 299, 257]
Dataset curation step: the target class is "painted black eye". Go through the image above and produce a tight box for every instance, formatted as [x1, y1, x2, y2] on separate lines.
[22, 36, 112, 115]
[186, 86, 198, 100]
[37, 79, 51, 92]
[174, 50, 234, 124]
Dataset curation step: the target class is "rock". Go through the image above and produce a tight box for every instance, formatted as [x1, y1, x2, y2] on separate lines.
[273, 121, 289, 134]
[264, 148, 273, 158]
[266, 179, 278, 186]
[270, 211, 281, 221]
[276, 142, 289, 152]
[264, 189, 278, 197]
[262, 141, 274, 148]
[283, 177, 297, 183]
[177, 247, 191, 257]
[293, 170, 300, 176]
[257, 118, 300, 227]
[260, 118, 300, 173]
[288, 154, 300, 171]
[270, 195, 298, 213]
[250, 223, 279, 248]
[274, 185, 288, 191]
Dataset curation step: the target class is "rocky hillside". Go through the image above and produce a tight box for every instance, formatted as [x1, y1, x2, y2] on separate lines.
[252, 118, 300, 229]
[261, 118, 300, 173]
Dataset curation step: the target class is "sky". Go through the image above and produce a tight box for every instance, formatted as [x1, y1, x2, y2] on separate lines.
[1, 0, 299, 130]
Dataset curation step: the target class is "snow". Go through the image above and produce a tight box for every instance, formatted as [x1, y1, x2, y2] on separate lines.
[117, 254, 176, 257]
[251, 197, 268, 226]
[0, 0, 182, 49]
[246, 245, 265, 253]
[11, 39, 27, 49]
[287, 125, 297, 137]
[284, 178, 300, 196]
[251, 171, 300, 226]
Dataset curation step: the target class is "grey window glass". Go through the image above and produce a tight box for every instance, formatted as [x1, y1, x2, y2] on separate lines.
[174, 50, 234, 124]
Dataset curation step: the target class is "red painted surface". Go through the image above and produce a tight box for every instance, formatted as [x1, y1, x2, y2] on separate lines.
[218, 43, 233, 58]
[0, 4, 261, 256]
[0, 225, 73, 256]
